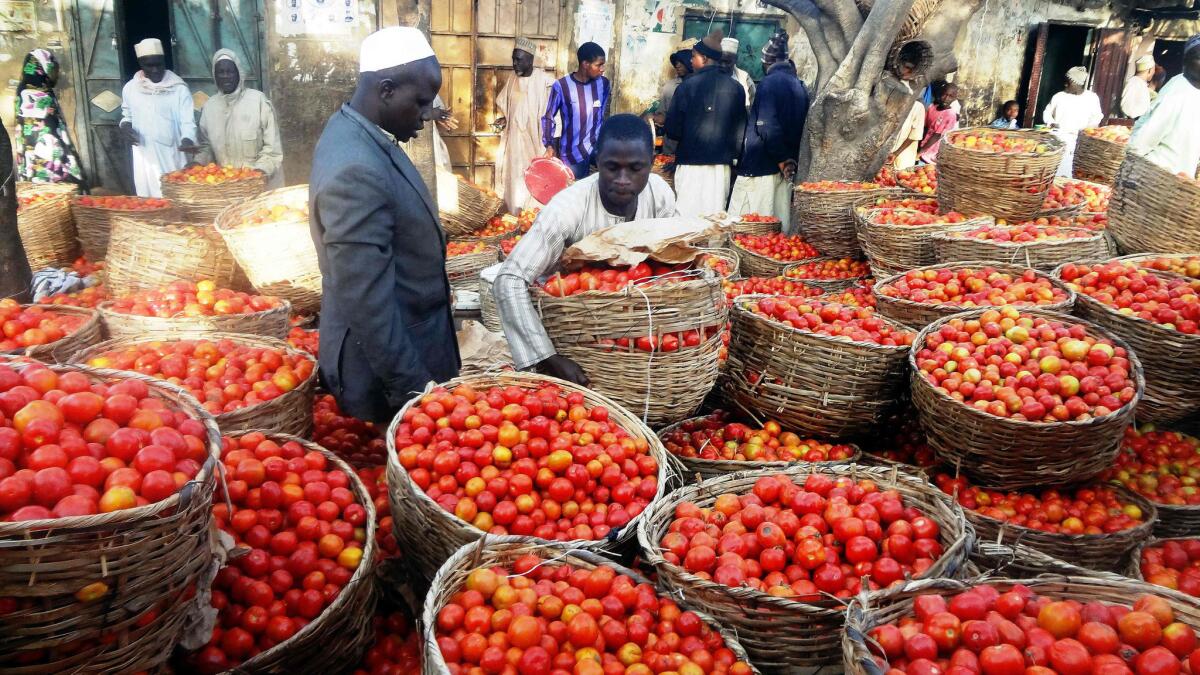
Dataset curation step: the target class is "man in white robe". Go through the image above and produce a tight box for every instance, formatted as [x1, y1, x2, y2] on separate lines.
[1121, 55, 1155, 120]
[1043, 66, 1104, 178]
[1129, 35, 1200, 178]
[119, 39, 196, 197]
[495, 37, 555, 213]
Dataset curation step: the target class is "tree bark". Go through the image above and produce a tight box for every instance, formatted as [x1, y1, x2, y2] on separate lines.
[0, 130, 32, 302]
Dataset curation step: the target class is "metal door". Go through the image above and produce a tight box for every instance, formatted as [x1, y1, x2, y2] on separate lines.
[431, 0, 562, 191]
[71, 0, 133, 193]
[169, 0, 265, 104]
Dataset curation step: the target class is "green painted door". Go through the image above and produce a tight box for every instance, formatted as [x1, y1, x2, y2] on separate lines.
[683, 14, 782, 82]
[71, 0, 133, 192]
[169, 0, 265, 99]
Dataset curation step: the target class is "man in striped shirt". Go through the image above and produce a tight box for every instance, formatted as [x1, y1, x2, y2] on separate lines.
[542, 42, 611, 180]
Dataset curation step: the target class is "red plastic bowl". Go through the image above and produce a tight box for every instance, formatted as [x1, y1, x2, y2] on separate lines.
[525, 157, 575, 205]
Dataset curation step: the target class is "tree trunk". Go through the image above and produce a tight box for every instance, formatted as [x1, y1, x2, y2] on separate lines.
[0, 130, 32, 302]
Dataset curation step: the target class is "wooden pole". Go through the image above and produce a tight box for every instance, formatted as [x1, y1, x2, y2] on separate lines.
[0, 129, 32, 302]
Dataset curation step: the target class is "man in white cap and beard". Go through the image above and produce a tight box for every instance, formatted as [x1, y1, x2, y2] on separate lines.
[494, 37, 555, 213]
[119, 38, 196, 197]
[308, 26, 460, 423]
[720, 37, 754, 108]
[1042, 66, 1103, 177]
[1130, 35, 1200, 177]
[1121, 55, 1156, 119]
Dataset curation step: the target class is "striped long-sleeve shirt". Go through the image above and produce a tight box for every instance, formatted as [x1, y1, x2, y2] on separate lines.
[541, 74, 611, 166]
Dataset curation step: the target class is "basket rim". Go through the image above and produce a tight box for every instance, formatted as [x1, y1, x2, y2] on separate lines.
[531, 268, 719, 302]
[907, 306, 1147, 431]
[211, 183, 309, 233]
[0, 361, 221, 534]
[71, 196, 176, 212]
[162, 169, 264, 186]
[0, 304, 100, 357]
[96, 298, 292, 323]
[1051, 260, 1200, 345]
[656, 412, 864, 472]
[942, 126, 1065, 158]
[782, 259, 870, 283]
[858, 207, 990, 231]
[732, 293, 914, 353]
[934, 223, 1106, 247]
[873, 261, 1078, 314]
[730, 237, 824, 267]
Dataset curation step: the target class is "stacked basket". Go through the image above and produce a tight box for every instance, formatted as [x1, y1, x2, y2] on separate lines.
[97, 298, 291, 340]
[105, 216, 243, 297]
[731, 235, 821, 278]
[728, 215, 783, 237]
[70, 196, 178, 260]
[436, 169, 504, 237]
[161, 170, 265, 222]
[782, 258, 869, 292]
[1108, 152, 1200, 255]
[15, 181, 78, 270]
[936, 128, 1063, 222]
[445, 246, 499, 296]
[932, 222, 1111, 270]
[854, 207, 992, 278]
[0, 305, 102, 364]
[792, 183, 900, 257]
[1073, 126, 1130, 185]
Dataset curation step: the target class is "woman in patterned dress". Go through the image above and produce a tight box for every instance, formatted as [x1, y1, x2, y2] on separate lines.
[13, 49, 84, 185]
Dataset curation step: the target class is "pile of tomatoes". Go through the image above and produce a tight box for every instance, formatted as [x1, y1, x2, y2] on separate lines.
[239, 201, 308, 227]
[878, 266, 1070, 308]
[353, 608, 422, 673]
[721, 276, 821, 302]
[448, 241, 492, 258]
[0, 301, 87, 351]
[1103, 426, 1200, 507]
[540, 262, 696, 297]
[314, 394, 387, 468]
[471, 214, 520, 239]
[1136, 256, 1200, 280]
[785, 258, 871, 280]
[75, 195, 171, 211]
[746, 297, 915, 347]
[661, 411, 856, 464]
[43, 285, 109, 309]
[865, 197, 940, 214]
[732, 233, 821, 262]
[798, 181, 883, 192]
[934, 473, 1146, 535]
[106, 280, 283, 318]
[287, 326, 319, 357]
[164, 164, 262, 184]
[1058, 262, 1200, 333]
[1140, 539, 1200, 597]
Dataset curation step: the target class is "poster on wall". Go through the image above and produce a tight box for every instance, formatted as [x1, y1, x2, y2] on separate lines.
[277, 0, 358, 36]
[574, 0, 615, 50]
[650, 0, 680, 33]
[0, 0, 35, 33]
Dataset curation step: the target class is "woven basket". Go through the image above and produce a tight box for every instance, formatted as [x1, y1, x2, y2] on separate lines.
[105, 216, 243, 298]
[71, 197, 179, 260]
[637, 464, 972, 670]
[421, 538, 761, 675]
[214, 185, 323, 315]
[933, 224, 1111, 271]
[97, 299, 291, 340]
[731, 238, 822, 278]
[726, 295, 912, 439]
[16, 182, 78, 270]
[936, 128, 1064, 222]
[556, 328, 724, 427]
[874, 261, 1076, 329]
[216, 432, 377, 674]
[696, 247, 741, 279]
[910, 308, 1144, 490]
[842, 576, 1200, 675]
[657, 414, 863, 482]
[1074, 128, 1129, 185]
[452, 228, 519, 247]
[782, 259, 870, 292]
[855, 208, 993, 277]
[385, 371, 670, 580]
[0, 305, 101, 364]
[1117, 253, 1200, 279]
[436, 169, 504, 237]
[161, 172, 265, 222]
[0, 361, 220, 674]
[1055, 262, 1200, 425]
[445, 248, 498, 296]
[730, 216, 782, 237]
[478, 265, 501, 332]
[792, 185, 901, 258]
[1108, 152, 1200, 254]
[1131, 536, 1200, 585]
[70, 332, 317, 436]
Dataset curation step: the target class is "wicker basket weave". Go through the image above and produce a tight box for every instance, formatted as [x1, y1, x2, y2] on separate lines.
[726, 295, 913, 439]
[1074, 128, 1129, 185]
[478, 265, 501, 332]
[1108, 151, 1200, 255]
[729, 216, 782, 237]
[445, 248, 498, 296]
[385, 371, 670, 580]
[854, 208, 993, 278]
[792, 184, 900, 258]
[0, 361, 220, 674]
[436, 169, 504, 237]
[932, 223, 1111, 271]
[214, 432, 377, 674]
[214, 185, 323, 315]
[161, 171, 265, 222]
[696, 247, 740, 279]
[1055, 262, 1200, 425]
[637, 464, 972, 670]
[936, 128, 1063, 221]
[97, 299, 291, 340]
[1117, 252, 1200, 279]
[0, 305, 101, 364]
[421, 538, 761, 675]
[105, 216, 243, 298]
[16, 182, 78, 270]
[874, 261, 1076, 329]
[1131, 536, 1200, 584]
[70, 197, 178, 260]
[782, 259, 870, 292]
[70, 332, 317, 437]
[731, 238, 822, 278]
[910, 308, 1144, 490]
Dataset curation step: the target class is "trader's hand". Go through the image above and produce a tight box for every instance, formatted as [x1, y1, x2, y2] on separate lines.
[179, 138, 199, 154]
[435, 108, 459, 132]
[543, 146, 557, 159]
[534, 354, 589, 387]
[493, 117, 508, 131]
[120, 122, 141, 146]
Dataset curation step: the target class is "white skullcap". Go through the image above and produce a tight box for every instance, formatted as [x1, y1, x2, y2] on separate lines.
[134, 39, 164, 58]
[1066, 66, 1088, 87]
[359, 26, 436, 73]
[1135, 55, 1155, 72]
[720, 37, 739, 54]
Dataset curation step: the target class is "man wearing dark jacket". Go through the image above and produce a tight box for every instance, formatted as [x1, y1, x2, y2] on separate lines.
[665, 29, 746, 217]
[728, 30, 809, 231]
[309, 26, 461, 423]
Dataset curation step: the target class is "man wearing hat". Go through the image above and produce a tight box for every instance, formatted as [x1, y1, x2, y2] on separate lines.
[1130, 35, 1200, 177]
[308, 26, 460, 423]
[1043, 66, 1103, 177]
[665, 29, 747, 217]
[119, 38, 196, 197]
[1122, 55, 1156, 119]
[494, 37, 555, 213]
[720, 37, 755, 108]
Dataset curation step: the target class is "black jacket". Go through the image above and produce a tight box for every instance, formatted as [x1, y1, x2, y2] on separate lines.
[664, 65, 747, 166]
[309, 105, 461, 423]
[738, 62, 810, 177]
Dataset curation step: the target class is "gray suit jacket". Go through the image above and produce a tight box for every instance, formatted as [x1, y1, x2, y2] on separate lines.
[309, 104, 460, 423]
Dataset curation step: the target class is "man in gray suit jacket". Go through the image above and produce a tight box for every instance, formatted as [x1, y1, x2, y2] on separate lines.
[309, 26, 461, 423]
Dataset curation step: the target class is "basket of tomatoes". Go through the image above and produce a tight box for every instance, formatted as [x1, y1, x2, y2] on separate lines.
[435, 170, 504, 237]
[182, 432, 377, 674]
[782, 257, 871, 292]
[423, 537, 760, 675]
[70, 194, 178, 259]
[72, 333, 317, 436]
[853, 208, 989, 278]
[1075, 125, 1131, 185]
[457, 213, 520, 246]
[444, 241, 499, 296]
[385, 371, 669, 580]
[730, 232, 824, 278]
[0, 359, 221, 673]
[1134, 537, 1200, 597]
[0, 302, 101, 363]
[636, 465, 971, 670]
[729, 213, 782, 237]
[1104, 425, 1200, 539]
[1118, 254, 1200, 280]
[106, 216, 243, 297]
[936, 128, 1064, 222]
[16, 182, 78, 271]
[932, 221, 1111, 272]
[161, 164, 266, 222]
[792, 181, 901, 258]
[98, 281, 291, 341]
[1107, 152, 1200, 255]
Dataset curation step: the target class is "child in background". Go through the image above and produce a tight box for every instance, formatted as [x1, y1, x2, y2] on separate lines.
[919, 83, 959, 164]
[991, 100, 1020, 129]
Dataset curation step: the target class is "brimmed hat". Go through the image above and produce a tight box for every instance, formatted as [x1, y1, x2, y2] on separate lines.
[694, 29, 724, 60]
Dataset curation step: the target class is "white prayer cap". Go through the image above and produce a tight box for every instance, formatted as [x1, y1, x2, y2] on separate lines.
[359, 26, 436, 73]
[1066, 66, 1088, 87]
[720, 37, 739, 55]
[134, 39, 164, 59]
[1135, 55, 1155, 72]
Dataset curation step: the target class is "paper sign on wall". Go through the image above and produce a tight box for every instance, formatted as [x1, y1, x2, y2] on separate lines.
[277, 0, 358, 37]
[574, 0, 615, 50]
[0, 1, 35, 33]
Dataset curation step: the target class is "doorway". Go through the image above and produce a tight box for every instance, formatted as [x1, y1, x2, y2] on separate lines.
[682, 12, 783, 82]
[120, 0, 174, 80]
[1152, 38, 1185, 82]
[1018, 22, 1096, 128]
